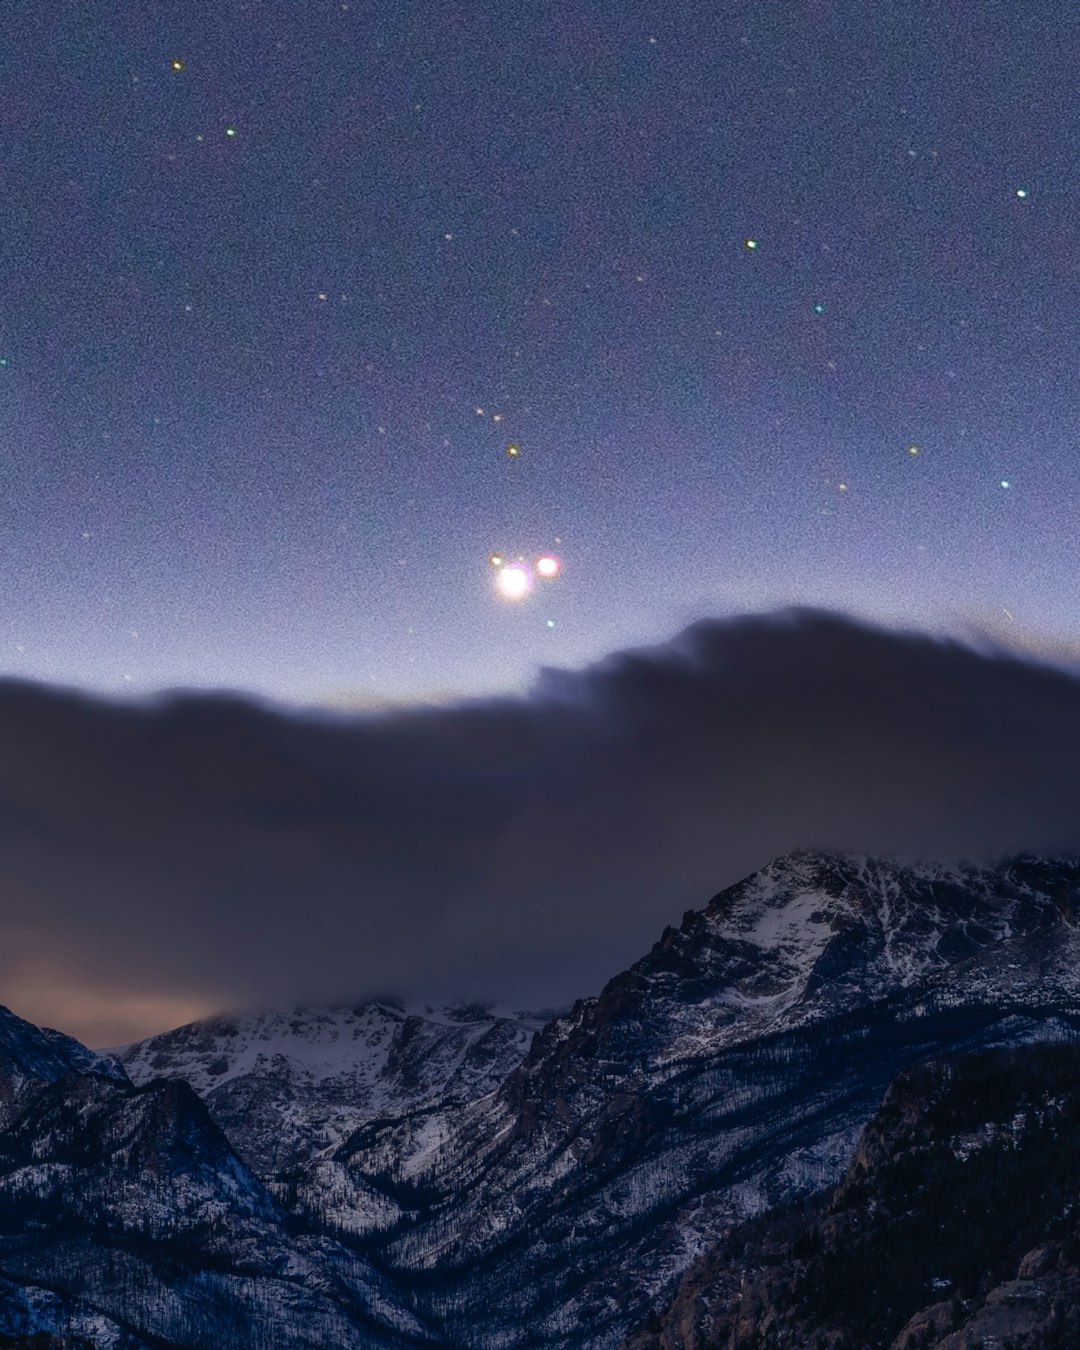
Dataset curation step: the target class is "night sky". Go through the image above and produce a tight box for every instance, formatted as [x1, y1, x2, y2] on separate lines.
[4, 0, 1079, 701]
[4, 3, 1080, 1045]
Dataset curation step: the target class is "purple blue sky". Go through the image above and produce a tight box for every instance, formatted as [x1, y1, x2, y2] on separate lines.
[3, 0, 1078, 703]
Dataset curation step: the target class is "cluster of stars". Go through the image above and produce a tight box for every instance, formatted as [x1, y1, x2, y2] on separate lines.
[167, 59, 238, 139]
[826, 442, 1018, 503]
[471, 396, 542, 605]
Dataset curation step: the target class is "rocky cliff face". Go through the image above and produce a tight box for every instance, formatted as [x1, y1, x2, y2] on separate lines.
[623, 1042, 1080, 1350]
[4, 850, 1080, 1349]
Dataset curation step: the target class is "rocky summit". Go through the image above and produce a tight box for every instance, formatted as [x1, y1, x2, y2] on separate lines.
[2, 850, 1080, 1348]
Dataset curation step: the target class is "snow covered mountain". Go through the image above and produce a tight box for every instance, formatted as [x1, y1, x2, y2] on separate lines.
[119, 999, 547, 1172]
[333, 850, 1080, 1348]
[4, 849, 1080, 1349]
[0, 1004, 435, 1348]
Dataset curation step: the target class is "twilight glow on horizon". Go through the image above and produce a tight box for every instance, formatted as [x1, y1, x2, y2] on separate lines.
[3, 0, 1079, 705]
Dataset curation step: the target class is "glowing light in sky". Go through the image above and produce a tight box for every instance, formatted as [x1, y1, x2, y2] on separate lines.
[496, 564, 531, 600]
[535, 555, 560, 578]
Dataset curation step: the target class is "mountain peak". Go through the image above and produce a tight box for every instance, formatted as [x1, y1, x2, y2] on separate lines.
[120, 998, 547, 1172]
[0, 1003, 127, 1129]
[683, 848, 1080, 1020]
[512, 849, 1080, 1098]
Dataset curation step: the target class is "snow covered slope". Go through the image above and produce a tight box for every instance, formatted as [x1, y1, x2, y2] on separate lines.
[623, 1042, 1080, 1350]
[340, 850, 1080, 1349]
[119, 999, 547, 1172]
[0, 1039, 435, 1347]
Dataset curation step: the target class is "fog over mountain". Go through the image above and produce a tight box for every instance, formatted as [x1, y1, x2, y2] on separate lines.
[2, 607, 1080, 1045]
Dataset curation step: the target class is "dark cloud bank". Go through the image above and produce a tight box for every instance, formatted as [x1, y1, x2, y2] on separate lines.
[2, 608, 1080, 1045]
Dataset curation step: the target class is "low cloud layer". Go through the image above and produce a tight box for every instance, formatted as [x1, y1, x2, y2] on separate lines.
[2, 608, 1080, 1046]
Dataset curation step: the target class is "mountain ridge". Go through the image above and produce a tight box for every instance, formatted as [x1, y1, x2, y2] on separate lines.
[4, 847, 1080, 1347]
[339, 848, 1080, 1347]
[118, 999, 549, 1174]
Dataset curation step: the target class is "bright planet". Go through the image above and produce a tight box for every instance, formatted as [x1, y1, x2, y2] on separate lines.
[496, 564, 532, 601]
